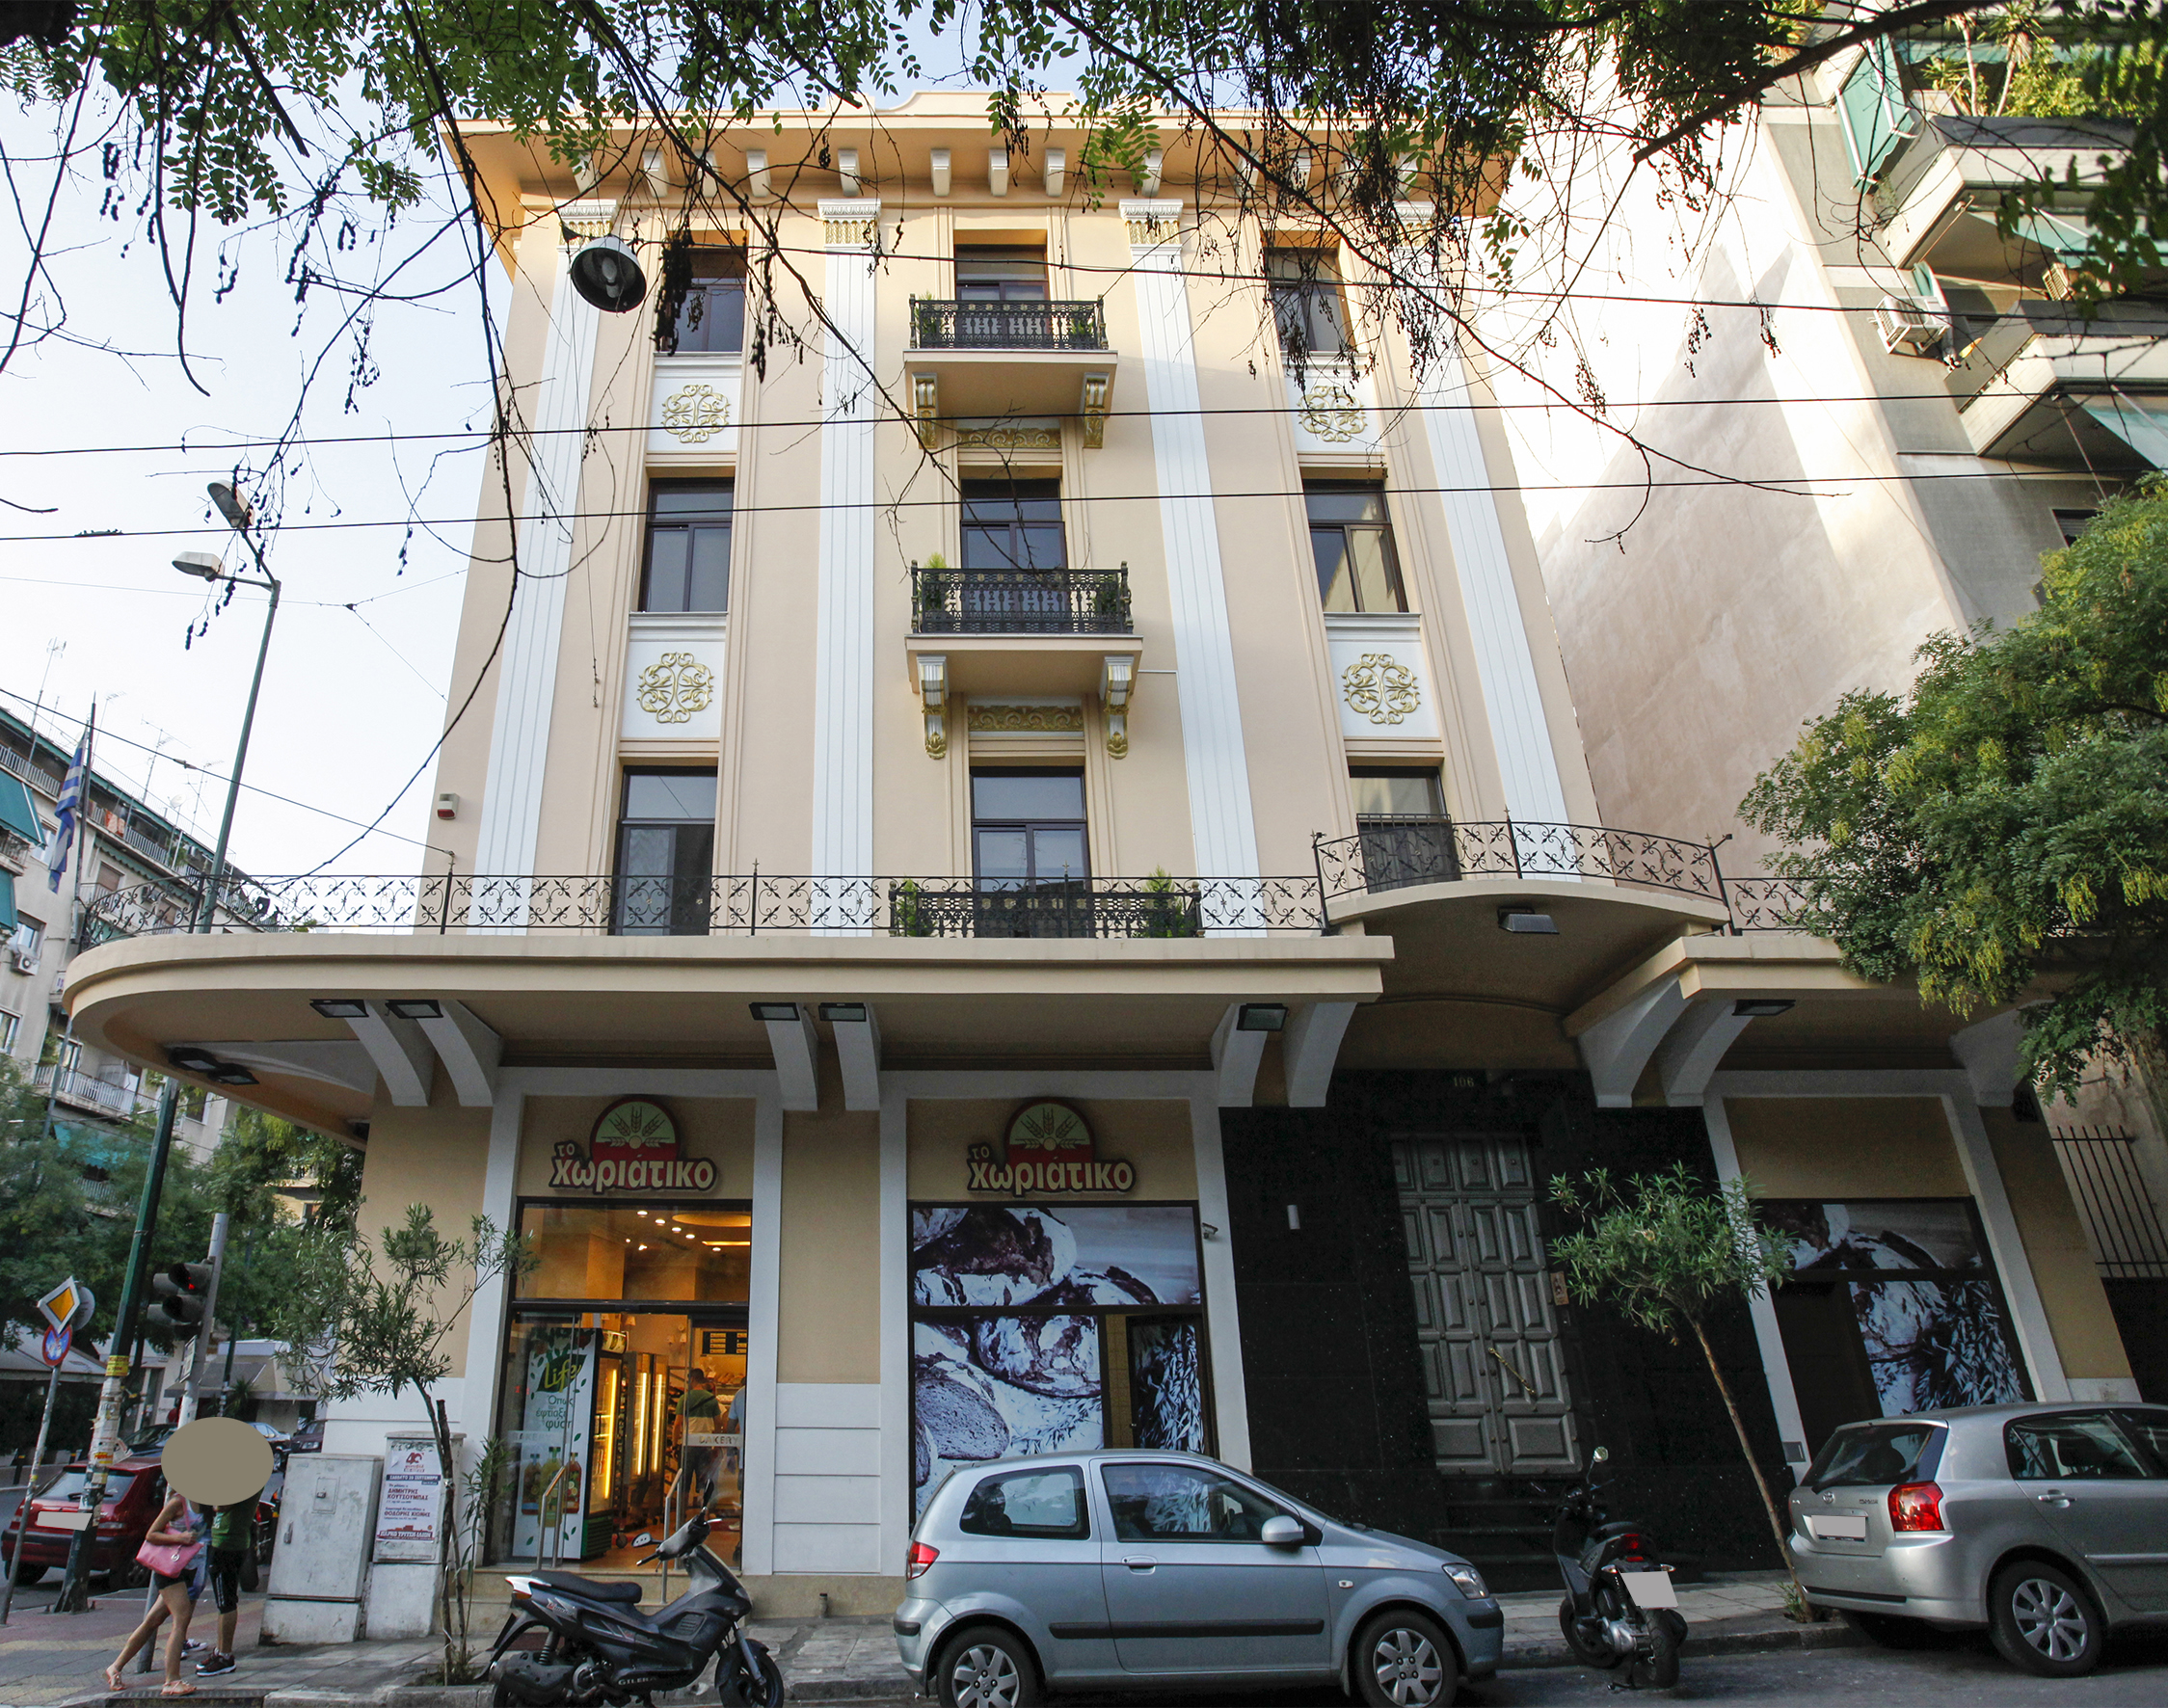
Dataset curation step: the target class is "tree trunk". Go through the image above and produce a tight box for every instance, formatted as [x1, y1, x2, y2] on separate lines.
[1687, 1314, 1810, 1609]
[427, 1398, 467, 1682]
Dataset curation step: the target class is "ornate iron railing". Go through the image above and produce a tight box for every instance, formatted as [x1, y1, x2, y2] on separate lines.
[909, 297, 1109, 351]
[1315, 819, 1727, 905]
[911, 565, 1132, 635]
[1722, 877, 1823, 932]
[79, 872, 1326, 941]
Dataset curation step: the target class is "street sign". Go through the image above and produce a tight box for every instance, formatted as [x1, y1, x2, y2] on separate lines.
[40, 1325, 70, 1368]
[36, 1277, 94, 1333]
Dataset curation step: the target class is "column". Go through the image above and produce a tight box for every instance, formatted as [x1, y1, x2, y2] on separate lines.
[1702, 1097, 1811, 1478]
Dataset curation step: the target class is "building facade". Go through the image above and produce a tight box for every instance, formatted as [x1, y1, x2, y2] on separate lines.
[60, 95, 2143, 1611]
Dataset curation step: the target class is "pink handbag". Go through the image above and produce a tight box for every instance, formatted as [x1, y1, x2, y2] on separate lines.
[135, 1537, 202, 1578]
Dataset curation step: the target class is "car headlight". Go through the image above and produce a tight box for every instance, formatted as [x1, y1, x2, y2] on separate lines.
[1443, 1564, 1489, 1600]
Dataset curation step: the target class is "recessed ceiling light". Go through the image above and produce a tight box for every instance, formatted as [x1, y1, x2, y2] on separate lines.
[750, 1001, 800, 1023]
[386, 998, 443, 1021]
[1497, 908, 1559, 935]
[1236, 1002, 1288, 1032]
[309, 999, 367, 1020]
[1733, 998, 1796, 1018]
[818, 1001, 868, 1023]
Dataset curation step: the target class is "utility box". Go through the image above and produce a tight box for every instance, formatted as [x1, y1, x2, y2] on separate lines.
[264, 1453, 381, 1643]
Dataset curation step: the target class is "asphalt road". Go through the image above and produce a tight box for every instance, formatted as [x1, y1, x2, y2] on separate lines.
[1038, 1629, 2168, 1706]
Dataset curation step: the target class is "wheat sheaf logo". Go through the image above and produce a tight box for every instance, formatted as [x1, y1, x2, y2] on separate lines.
[635, 652, 714, 725]
[660, 383, 730, 443]
[1342, 653, 1422, 725]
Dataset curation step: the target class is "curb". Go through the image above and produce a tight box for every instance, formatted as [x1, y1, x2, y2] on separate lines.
[1497, 1615, 1863, 1672]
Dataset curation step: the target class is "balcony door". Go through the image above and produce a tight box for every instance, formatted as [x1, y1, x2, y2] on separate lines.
[971, 770, 1092, 936]
[614, 770, 716, 936]
[955, 245, 1048, 304]
[1352, 767, 1455, 891]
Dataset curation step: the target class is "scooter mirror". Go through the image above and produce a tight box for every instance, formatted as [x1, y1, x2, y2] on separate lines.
[1593, 1446, 1610, 1463]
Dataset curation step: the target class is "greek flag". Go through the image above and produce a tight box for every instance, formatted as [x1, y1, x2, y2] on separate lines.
[48, 725, 90, 893]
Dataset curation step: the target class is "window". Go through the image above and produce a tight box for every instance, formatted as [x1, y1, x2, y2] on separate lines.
[1803, 1423, 1944, 1490]
[9, 914, 42, 963]
[954, 245, 1048, 304]
[641, 484, 733, 614]
[1835, 36, 1916, 185]
[960, 1466, 1089, 1539]
[962, 479, 1066, 572]
[614, 770, 717, 937]
[973, 770, 1088, 887]
[658, 247, 745, 355]
[2114, 1409, 2168, 1470]
[516, 1201, 751, 1302]
[1352, 768, 1452, 890]
[1306, 482, 1406, 612]
[2007, 1413, 2152, 1481]
[1102, 1462, 1286, 1543]
[2053, 508, 2098, 546]
[1268, 248, 1349, 359]
[1352, 769, 1442, 821]
[0, 1009, 17, 1054]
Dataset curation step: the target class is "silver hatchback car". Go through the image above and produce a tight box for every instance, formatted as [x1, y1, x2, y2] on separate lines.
[1789, 1401, 2168, 1676]
[896, 1450, 1503, 1708]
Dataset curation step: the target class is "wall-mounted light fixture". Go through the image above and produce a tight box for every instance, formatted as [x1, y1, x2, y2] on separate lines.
[818, 1002, 869, 1023]
[1237, 1002, 1288, 1032]
[750, 1001, 800, 1023]
[309, 999, 368, 1020]
[386, 999, 443, 1021]
[1732, 999, 1797, 1018]
[1498, 908, 1559, 935]
[568, 236, 648, 312]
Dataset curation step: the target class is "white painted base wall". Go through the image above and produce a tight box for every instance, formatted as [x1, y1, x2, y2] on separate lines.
[770, 1383, 884, 1574]
[363, 1559, 437, 1639]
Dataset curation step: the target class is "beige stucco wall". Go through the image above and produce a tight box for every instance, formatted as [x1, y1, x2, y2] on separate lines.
[774, 1104, 882, 1383]
[1725, 1097, 1967, 1196]
[1984, 1108, 2133, 1383]
[906, 1097, 1197, 1201]
[357, 1082, 495, 1379]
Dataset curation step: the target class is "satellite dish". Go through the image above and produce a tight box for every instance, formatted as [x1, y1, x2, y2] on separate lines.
[568, 236, 647, 312]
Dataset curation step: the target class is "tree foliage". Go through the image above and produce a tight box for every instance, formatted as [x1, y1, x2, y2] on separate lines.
[1742, 480, 2168, 1098]
[1548, 1163, 1804, 1597]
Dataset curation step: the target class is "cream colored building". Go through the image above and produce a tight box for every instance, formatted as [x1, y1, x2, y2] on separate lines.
[63, 95, 2140, 1617]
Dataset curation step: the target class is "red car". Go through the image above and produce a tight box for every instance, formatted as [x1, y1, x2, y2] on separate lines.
[3, 1454, 166, 1585]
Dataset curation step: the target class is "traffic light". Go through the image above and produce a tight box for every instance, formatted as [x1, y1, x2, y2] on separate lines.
[148, 1262, 215, 1336]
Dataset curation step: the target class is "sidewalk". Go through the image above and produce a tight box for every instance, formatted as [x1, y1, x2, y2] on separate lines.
[16, 1570, 1858, 1707]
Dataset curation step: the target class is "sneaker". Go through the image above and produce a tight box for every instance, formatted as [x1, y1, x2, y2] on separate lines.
[182, 1640, 206, 1655]
[196, 1654, 237, 1678]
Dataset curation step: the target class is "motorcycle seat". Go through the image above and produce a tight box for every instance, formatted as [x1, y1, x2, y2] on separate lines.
[534, 1571, 642, 1603]
[1592, 1521, 1644, 1540]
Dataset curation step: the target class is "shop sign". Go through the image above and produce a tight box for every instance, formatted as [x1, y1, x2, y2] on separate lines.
[549, 1096, 717, 1192]
[967, 1100, 1136, 1195]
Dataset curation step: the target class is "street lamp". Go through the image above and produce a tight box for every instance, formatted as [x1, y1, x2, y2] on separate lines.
[54, 483, 282, 1613]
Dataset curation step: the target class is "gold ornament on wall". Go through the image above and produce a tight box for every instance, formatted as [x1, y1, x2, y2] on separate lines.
[660, 384, 731, 444]
[635, 652, 715, 725]
[955, 424, 1061, 452]
[1342, 653, 1422, 725]
[1299, 381, 1365, 443]
[968, 703, 1084, 734]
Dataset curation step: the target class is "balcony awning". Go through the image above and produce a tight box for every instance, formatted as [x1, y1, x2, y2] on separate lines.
[0, 772, 42, 843]
[2081, 396, 2168, 469]
[0, 869, 14, 934]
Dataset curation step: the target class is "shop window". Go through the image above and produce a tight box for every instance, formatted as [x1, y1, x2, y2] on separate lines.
[640, 483, 733, 614]
[1352, 767, 1454, 890]
[1767, 1198, 2028, 1457]
[1268, 247, 1349, 360]
[516, 1201, 751, 1303]
[955, 244, 1049, 303]
[1306, 481, 1406, 613]
[911, 1202, 1209, 1516]
[613, 770, 716, 937]
[961, 477, 1066, 572]
[658, 247, 746, 355]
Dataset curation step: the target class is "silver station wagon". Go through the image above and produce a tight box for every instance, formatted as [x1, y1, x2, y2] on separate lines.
[896, 1450, 1503, 1708]
[1789, 1401, 2168, 1676]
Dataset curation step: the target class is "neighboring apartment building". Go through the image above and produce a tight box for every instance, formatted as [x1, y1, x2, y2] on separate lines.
[0, 704, 233, 1158]
[58, 95, 2140, 1615]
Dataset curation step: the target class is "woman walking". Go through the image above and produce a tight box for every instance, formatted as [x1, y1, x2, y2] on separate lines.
[102, 1485, 203, 1697]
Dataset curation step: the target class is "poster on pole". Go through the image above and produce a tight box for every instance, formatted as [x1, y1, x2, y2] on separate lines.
[374, 1433, 448, 1563]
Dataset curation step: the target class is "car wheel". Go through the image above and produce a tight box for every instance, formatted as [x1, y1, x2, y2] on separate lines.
[934, 1626, 1038, 1708]
[1556, 1596, 1616, 1668]
[1989, 1561, 2103, 1678]
[1353, 1609, 1461, 1708]
[1839, 1609, 1941, 1648]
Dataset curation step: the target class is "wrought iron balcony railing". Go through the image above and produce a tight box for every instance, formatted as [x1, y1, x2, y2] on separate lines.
[909, 297, 1109, 352]
[80, 871, 1326, 942]
[1316, 818, 1728, 905]
[911, 565, 1132, 635]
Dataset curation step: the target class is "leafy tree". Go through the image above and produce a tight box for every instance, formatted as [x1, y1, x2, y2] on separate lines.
[266, 1206, 532, 1678]
[1742, 480, 2168, 1104]
[1548, 1164, 1806, 1604]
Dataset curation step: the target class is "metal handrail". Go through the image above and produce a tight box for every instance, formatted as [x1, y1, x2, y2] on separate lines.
[909, 296, 1109, 351]
[910, 563, 1132, 634]
[537, 1458, 574, 1571]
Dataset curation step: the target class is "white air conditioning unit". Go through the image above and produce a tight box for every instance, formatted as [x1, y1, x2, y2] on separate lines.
[1876, 294, 1948, 356]
[8, 947, 37, 974]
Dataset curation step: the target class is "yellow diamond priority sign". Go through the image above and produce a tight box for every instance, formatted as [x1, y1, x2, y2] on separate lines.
[36, 1277, 94, 1334]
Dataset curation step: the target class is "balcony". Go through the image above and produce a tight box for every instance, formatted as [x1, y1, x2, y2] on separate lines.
[1944, 298, 2168, 464]
[911, 566, 1130, 635]
[906, 297, 1117, 443]
[34, 1061, 144, 1119]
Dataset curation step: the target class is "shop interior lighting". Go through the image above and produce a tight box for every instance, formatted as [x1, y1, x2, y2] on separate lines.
[818, 1002, 868, 1022]
[1236, 1003, 1288, 1032]
[1733, 999, 1797, 1018]
[1497, 908, 1560, 935]
[750, 1001, 800, 1022]
[386, 998, 443, 1021]
[309, 998, 368, 1019]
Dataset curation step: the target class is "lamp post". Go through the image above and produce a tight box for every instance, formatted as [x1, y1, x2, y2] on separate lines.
[53, 485, 281, 1612]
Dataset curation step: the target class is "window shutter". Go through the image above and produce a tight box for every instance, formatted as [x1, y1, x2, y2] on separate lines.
[1836, 37, 1915, 185]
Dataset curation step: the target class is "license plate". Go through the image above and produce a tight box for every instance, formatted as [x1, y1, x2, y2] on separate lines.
[1809, 1514, 1868, 1540]
[1618, 1570, 1677, 1609]
[38, 1508, 93, 1533]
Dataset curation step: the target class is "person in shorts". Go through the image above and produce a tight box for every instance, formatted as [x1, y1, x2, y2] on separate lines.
[195, 1492, 261, 1678]
[104, 1489, 202, 1696]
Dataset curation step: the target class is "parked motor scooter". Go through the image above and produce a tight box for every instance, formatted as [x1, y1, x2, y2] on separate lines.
[1553, 1446, 1687, 1688]
[485, 1515, 782, 1707]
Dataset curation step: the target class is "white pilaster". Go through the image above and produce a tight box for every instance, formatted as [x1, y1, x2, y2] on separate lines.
[1702, 1098, 1810, 1480]
[472, 236, 602, 923]
[878, 1085, 911, 1572]
[740, 1087, 788, 1571]
[457, 1086, 526, 1452]
[1941, 1095, 2072, 1401]
[1123, 201, 1260, 884]
[813, 200, 881, 894]
[1188, 1093, 1252, 1469]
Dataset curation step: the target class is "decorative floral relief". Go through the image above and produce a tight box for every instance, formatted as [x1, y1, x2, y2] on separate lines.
[1342, 653, 1422, 725]
[635, 652, 715, 725]
[956, 425, 1061, 451]
[968, 703, 1084, 734]
[1299, 381, 1366, 443]
[660, 384, 731, 444]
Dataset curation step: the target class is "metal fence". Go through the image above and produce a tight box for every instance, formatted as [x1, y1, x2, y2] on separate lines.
[1314, 819, 1728, 905]
[908, 297, 1110, 351]
[910, 565, 1132, 634]
[2051, 1128, 2168, 1279]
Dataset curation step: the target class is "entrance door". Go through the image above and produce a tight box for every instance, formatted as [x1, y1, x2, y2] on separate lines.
[1394, 1135, 1579, 1475]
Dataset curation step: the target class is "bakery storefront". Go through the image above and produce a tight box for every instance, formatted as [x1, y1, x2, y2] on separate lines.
[910, 1098, 1214, 1515]
[493, 1094, 756, 1568]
